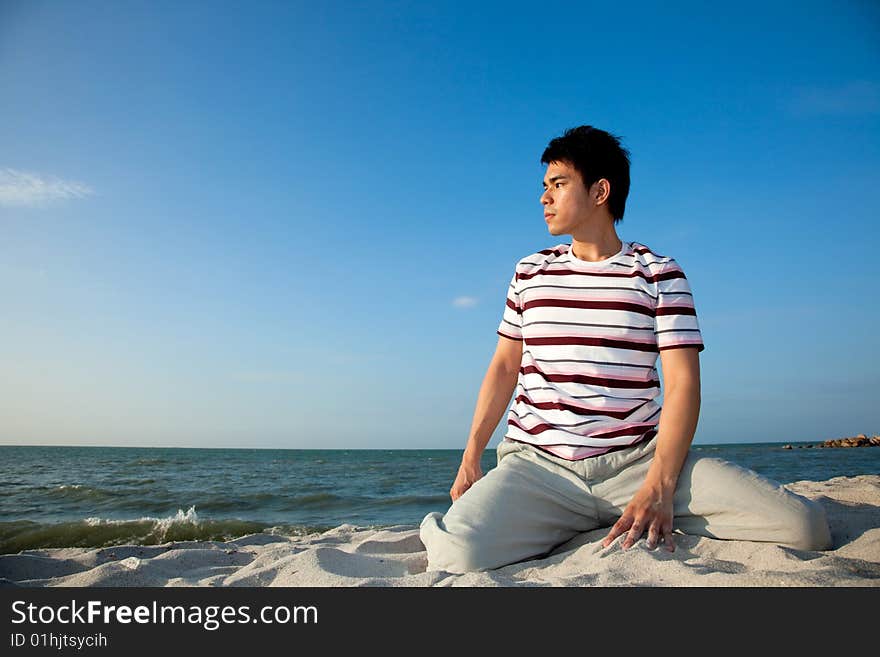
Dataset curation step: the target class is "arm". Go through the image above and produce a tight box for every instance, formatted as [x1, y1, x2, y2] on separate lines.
[450, 335, 522, 501]
[601, 346, 701, 551]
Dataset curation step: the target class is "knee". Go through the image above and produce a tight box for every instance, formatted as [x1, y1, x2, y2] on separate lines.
[781, 498, 832, 551]
[419, 513, 504, 574]
[684, 457, 833, 551]
[429, 541, 498, 574]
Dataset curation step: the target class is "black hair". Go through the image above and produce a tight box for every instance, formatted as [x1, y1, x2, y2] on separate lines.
[541, 125, 631, 222]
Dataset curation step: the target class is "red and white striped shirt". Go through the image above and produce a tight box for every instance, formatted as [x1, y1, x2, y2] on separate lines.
[496, 241, 704, 461]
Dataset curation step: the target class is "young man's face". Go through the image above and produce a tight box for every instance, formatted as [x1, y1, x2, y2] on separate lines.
[541, 160, 602, 236]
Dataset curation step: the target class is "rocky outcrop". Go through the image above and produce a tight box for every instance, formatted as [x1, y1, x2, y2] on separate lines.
[818, 434, 880, 448]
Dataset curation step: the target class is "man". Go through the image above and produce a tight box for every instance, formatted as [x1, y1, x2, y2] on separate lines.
[419, 125, 831, 574]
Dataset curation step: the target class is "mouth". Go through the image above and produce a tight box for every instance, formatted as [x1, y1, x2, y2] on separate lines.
[544, 214, 555, 222]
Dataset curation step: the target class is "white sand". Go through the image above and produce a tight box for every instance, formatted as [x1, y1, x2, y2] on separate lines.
[2, 475, 878, 587]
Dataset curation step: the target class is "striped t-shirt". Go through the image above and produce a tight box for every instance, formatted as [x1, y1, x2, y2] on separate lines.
[496, 240, 705, 461]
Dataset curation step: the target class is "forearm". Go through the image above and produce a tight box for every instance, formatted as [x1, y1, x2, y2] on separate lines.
[646, 382, 701, 491]
[462, 363, 519, 464]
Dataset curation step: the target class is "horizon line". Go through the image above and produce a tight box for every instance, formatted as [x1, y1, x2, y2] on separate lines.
[0, 439, 855, 451]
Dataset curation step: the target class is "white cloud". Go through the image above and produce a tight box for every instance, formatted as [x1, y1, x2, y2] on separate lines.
[0, 168, 93, 207]
[788, 80, 880, 116]
[452, 296, 478, 308]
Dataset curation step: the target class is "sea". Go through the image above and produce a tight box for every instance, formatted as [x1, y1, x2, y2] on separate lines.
[2, 442, 878, 554]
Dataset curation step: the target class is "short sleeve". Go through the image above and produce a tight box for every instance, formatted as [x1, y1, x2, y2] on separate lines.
[496, 270, 523, 341]
[655, 259, 705, 353]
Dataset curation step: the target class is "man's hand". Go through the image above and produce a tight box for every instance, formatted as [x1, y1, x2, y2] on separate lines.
[450, 459, 483, 502]
[601, 481, 676, 552]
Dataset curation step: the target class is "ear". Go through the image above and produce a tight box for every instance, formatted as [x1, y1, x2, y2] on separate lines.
[594, 179, 611, 204]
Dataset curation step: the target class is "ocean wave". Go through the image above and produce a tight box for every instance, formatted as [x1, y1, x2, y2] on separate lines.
[40, 484, 174, 511]
[83, 505, 201, 530]
[0, 506, 267, 554]
[45, 484, 117, 502]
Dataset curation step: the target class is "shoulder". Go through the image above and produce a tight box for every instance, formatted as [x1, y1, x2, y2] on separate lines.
[629, 241, 675, 267]
[512, 244, 570, 278]
[629, 241, 687, 278]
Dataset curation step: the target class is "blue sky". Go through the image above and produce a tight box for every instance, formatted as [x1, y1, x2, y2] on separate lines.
[1, 0, 878, 449]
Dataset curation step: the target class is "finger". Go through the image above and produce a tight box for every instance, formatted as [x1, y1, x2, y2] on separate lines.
[664, 528, 676, 552]
[646, 524, 661, 550]
[605, 516, 633, 546]
[451, 480, 472, 502]
[602, 516, 633, 548]
[622, 518, 645, 549]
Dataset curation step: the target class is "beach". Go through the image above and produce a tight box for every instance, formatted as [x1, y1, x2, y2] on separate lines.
[2, 474, 878, 587]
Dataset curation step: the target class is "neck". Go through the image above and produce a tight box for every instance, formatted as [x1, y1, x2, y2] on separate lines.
[569, 226, 623, 262]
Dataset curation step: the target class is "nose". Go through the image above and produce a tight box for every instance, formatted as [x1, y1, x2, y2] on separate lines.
[541, 188, 552, 206]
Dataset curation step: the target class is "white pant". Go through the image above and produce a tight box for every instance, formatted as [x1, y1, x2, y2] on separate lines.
[420, 438, 831, 573]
